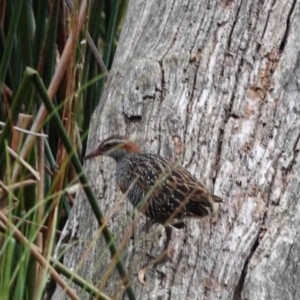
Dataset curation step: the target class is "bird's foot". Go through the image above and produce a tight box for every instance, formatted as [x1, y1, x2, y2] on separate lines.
[138, 226, 173, 284]
[138, 248, 170, 284]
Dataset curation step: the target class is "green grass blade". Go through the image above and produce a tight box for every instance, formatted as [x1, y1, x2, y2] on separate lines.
[28, 67, 136, 300]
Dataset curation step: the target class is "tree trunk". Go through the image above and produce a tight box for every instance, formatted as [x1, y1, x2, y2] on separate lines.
[58, 0, 300, 299]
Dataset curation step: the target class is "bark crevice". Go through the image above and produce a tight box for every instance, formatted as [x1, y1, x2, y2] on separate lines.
[279, 0, 297, 51]
[233, 238, 259, 300]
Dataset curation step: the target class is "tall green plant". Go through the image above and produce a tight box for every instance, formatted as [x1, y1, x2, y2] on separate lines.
[0, 1, 133, 299]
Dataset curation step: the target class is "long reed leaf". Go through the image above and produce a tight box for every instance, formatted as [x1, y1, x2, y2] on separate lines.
[28, 67, 136, 300]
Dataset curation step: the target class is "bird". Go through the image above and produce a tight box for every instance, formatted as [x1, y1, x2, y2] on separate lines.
[84, 135, 222, 283]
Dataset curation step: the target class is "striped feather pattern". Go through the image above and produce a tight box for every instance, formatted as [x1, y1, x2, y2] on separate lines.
[116, 153, 222, 225]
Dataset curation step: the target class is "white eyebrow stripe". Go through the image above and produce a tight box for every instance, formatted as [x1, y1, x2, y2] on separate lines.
[104, 139, 127, 145]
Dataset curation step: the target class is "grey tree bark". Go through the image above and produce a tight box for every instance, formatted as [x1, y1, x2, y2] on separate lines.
[58, 0, 300, 299]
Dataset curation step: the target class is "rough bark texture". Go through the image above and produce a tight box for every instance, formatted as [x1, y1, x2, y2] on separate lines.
[58, 0, 300, 299]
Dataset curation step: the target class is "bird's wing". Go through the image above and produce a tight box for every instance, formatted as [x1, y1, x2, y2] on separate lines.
[129, 154, 221, 220]
[169, 164, 220, 217]
[128, 154, 185, 221]
[130, 154, 173, 203]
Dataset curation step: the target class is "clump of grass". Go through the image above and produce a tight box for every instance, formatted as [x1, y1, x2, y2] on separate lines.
[0, 1, 135, 299]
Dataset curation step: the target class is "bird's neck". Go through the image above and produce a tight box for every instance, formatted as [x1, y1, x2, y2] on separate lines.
[105, 148, 129, 162]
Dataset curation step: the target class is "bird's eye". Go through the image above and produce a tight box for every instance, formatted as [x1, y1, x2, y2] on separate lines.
[102, 144, 110, 151]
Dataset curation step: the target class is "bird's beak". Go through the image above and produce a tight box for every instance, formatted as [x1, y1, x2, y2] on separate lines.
[83, 148, 102, 160]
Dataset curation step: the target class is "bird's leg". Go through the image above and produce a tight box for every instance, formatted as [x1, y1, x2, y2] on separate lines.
[141, 218, 157, 232]
[146, 225, 172, 261]
[138, 226, 173, 284]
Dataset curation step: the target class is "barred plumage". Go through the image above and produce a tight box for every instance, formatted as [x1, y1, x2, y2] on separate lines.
[84, 135, 222, 227]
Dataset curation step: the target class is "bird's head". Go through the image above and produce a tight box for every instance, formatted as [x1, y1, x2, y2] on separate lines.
[84, 135, 141, 161]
